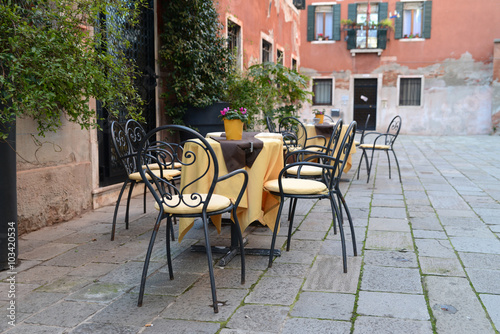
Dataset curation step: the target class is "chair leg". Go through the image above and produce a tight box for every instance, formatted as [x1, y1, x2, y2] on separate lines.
[329, 195, 347, 273]
[170, 221, 175, 242]
[356, 149, 366, 180]
[143, 183, 147, 214]
[201, 213, 218, 313]
[111, 179, 129, 241]
[166, 216, 174, 280]
[337, 188, 357, 256]
[385, 150, 392, 179]
[392, 150, 402, 183]
[138, 213, 163, 307]
[286, 198, 298, 252]
[125, 181, 136, 229]
[269, 199, 285, 268]
[367, 149, 376, 183]
[232, 209, 246, 285]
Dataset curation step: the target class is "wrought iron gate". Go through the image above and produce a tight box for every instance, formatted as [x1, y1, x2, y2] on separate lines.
[97, 0, 156, 187]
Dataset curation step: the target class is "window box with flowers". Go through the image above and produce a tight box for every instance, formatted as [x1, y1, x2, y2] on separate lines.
[219, 107, 249, 140]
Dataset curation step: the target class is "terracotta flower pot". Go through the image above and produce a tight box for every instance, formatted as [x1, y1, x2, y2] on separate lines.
[315, 114, 324, 124]
[224, 119, 243, 140]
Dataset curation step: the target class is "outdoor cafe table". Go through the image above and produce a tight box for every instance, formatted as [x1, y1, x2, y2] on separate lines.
[305, 123, 357, 173]
[178, 132, 284, 265]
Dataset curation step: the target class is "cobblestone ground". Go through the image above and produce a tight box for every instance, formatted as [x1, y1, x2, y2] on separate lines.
[1, 135, 499, 334]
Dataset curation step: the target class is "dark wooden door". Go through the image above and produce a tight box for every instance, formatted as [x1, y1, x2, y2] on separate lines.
[353, 79, 377, 130]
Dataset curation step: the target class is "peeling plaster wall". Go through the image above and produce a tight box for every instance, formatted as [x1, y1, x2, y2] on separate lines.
[16, 117, 93, 234]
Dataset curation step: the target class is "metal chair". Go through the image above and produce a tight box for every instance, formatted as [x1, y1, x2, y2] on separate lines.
[278, 116, 326, 157]
[264, 121, 358, 273]
[356, 115, 402, 183]
[323, 114, 335, 123]
[110, 122, 181, 241]
[136, 125, 248, 313]
[265, 115, 278, 133]
[355, 114, 371, 147]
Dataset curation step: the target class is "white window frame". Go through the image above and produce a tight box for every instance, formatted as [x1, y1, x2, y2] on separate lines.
[397, 75, 424, 107]
[399, 0, 427, 41]
[260, 32, 274, 63]
[311, 2, 338, 44]
[276, 45, 285, 65]
[226, 14, 243, 71]
[311, 77, 335, 106]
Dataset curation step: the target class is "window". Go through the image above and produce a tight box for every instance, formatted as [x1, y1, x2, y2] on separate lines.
[395, 1, 432, 39]
[402, 2, 422, 38]
[227, 20, 241, 68]
[347, 2, 388, 50]
[307, 4, 341, 42]
[313, 79, 333, 105]
[277, 49, 284, 65]
[315, 6, 333, 40]
[399, 77, 422, 106]
[356, 3, 379, 49]
[292, 58, 298, 71]
[262, 39, 272, 63]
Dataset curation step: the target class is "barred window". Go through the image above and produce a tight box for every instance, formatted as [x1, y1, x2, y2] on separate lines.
[399, 77, 422, 106]
[313, 79, 333, 105]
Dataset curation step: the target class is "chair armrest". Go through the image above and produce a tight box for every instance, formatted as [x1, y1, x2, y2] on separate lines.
[217, 168, 249, 207]
[307, 135, 326, 147]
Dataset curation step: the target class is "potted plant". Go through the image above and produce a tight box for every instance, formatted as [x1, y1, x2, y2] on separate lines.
[317, 33, 324, 41]
[314, 109, 325, 124]
[378, 18, 394, 30]
[219, 107, 249, 140]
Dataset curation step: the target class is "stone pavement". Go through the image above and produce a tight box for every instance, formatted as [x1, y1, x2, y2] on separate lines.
[2, 135, 500, 334]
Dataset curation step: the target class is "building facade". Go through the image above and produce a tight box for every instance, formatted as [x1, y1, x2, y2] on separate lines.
[298, 0, 500, 134]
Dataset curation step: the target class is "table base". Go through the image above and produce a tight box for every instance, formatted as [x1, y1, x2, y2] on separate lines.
[190, 219, 281, 266]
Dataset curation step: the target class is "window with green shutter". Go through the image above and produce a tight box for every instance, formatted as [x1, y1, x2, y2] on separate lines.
[346, 2, 388, 50]
[307, 4, 341, 42]
[395, 1, 432, 39]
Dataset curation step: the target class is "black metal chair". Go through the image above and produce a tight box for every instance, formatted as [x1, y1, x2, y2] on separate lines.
[356, 115, 402, 183]
[136, 125, 248, 313]
[354, 114, 371, 147]
[278, 116, 326, 158]
[323, 114, 335, 123]
[264, 121, 358, 273]
[110, 121, 181, 241]
[265, 115, 278, 133]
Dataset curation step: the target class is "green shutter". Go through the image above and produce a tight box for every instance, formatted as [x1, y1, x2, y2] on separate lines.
[394, 2, 403, 39]
[333, 4, 341, 41]
[422, 1, 432, 39]
[378, 2, 388, 20]
[307, 5, 315, 41]
[377, 29, 387, 49]
[347, 29, 357, 49]
[347, 4, 358, 49]
[348, 3, 357, 22]
[377, 2, 388, 49]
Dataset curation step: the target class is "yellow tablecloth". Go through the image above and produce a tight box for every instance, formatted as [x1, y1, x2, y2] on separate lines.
[305, 124, 357, 173]
[178, 133, 284, 242]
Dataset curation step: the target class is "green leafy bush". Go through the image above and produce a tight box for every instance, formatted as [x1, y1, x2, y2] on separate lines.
[0, 0, 145, 138]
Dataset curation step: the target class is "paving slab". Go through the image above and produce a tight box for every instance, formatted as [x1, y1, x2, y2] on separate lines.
[356, 291, 429, 320]
[225, 305, 289, 333]
[245, 275, 303, 306]
[281, 318, 352, 333]
[414, 239, 456, 258]
[424, 276, 495, 334]
[419, 256, 466, 277]
[450, 237, 500, 254]
[303, 255, 361, 293]
[364, 231, 414, 251]
[465, 268, 500, 294]
[353, 316, 433, 334]
[24, 300, 103, 327]
[361, 265, 423, 293]
[363, 250, 418, 268]
[290, 291, 355, 320]
[141, 319, 220, 334]
[458, 252, 500, 269]
[69, 322, 141, 334]
[479, 294, 500, 331]
[368, 218, 411, 232]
